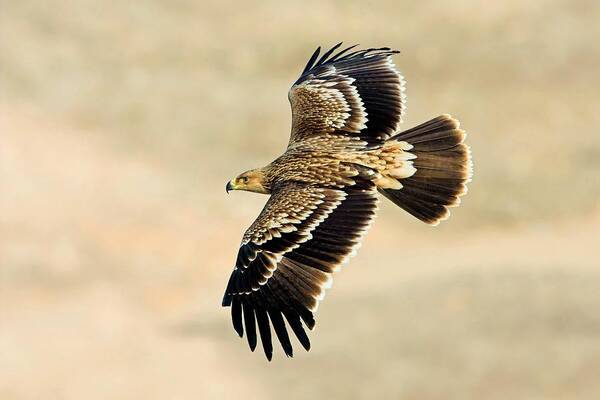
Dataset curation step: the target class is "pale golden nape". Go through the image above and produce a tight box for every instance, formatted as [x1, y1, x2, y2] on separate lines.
[226, 169, 269, 194]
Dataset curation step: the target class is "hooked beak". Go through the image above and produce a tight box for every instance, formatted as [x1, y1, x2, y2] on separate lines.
[226, 181, 234, 193]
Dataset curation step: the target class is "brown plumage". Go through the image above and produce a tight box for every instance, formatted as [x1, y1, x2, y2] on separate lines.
[223, 43, 473, 360]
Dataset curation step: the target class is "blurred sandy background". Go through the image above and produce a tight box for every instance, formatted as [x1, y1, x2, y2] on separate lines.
[1, 1, 600, 399]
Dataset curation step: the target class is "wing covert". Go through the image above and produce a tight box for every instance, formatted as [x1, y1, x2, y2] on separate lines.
[225, 184, 345, 296]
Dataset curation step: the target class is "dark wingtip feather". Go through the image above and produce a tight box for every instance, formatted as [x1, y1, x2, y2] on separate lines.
[328, 43, 359, 63]
[302, 46, 321, 75]
[255, 306, 273, 361]
[268, 309, 294, 358]
[284, 312, 311, 351]
[222, 293, 232, 307]
[231, 297, 243, 337]
[303, 313, 316, 330]
[242, 300, 257, 351]
[222, 271, 236, 306]
[315, 42, 343, 67]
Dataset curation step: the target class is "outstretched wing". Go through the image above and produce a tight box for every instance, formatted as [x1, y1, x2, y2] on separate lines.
[288, 43, 406, 146]
[222, 181, 378, 360]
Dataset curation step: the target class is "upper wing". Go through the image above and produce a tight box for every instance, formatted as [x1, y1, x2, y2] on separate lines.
[222, 181, 378, 360]
[288, 43, 406, 146]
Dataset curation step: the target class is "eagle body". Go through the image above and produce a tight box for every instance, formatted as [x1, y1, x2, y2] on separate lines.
[257, 136, 414, 192]
[223, 44, 473, 360]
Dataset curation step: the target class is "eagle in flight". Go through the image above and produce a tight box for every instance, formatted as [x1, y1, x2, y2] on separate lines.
[223, 43, 472, 360]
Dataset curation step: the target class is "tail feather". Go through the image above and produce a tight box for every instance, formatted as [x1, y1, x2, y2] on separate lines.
[379, 114, 472, 225]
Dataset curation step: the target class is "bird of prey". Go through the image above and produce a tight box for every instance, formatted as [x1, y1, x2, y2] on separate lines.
[223, 43, 472, 360]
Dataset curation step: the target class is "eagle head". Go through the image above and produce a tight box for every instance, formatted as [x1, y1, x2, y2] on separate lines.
[226, 169, 269, 194]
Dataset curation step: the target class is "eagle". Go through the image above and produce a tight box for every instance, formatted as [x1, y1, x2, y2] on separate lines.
[222, 43, 472, 360]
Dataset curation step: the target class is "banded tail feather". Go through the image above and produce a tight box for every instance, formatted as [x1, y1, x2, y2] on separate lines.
[379, 114, 472, 225]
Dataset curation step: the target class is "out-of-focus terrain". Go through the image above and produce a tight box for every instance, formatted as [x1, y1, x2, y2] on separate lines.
[1, 1, 599, 399]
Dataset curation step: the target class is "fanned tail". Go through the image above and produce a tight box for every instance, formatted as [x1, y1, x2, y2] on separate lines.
[379, 114, 472, 225]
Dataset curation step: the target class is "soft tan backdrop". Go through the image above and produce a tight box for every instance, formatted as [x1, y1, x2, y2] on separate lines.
[1, 1, 600, 399]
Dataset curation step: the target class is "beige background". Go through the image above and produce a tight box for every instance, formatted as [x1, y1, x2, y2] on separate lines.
[1, 1, 600, 399]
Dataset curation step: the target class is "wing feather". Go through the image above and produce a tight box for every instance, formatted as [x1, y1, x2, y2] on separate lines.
[222, 181, 378, 359]
[242, 299, 257, 351]
[288, 44, 406, 146]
